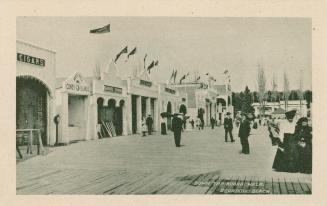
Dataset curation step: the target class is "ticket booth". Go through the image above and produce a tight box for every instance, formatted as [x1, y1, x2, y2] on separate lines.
[56, 72, 90, 144]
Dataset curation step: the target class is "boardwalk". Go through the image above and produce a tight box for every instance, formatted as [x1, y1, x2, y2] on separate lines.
[16, 126, 312, 194]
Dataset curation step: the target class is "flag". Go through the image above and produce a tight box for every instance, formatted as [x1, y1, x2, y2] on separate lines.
[205, 73, 209, 75]
[196, 76, 201, 81]
[114, 46, 128, 63]
[127, 47, 137, 59]
[154, 60, 159, 66]
[173, 70, 178, 83]
[90, 24, 110, 34]
[143, 54, 147, 69]
[169, 69, 175, 81]
[147, 61, 155, 73]
[179, 75, 186, 84]
[223, 69, 229, 75]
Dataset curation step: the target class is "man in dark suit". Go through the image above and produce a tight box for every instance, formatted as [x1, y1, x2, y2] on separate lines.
[238, 113, 251, 154]
[224, 112, 234, 142]
[146, 115, 153, 135]
[172, 113, 183, 147]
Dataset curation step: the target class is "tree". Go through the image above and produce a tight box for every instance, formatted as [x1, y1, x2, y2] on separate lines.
[241, 86, 254, 114]
[257, 64, 266, 117]
[304, 90, 312, 108]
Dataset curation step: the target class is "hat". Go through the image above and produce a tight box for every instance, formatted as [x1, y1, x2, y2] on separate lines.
[297, 117, 308, 125]
[285, 110, 297, 120]
[226, 112, 231, 115]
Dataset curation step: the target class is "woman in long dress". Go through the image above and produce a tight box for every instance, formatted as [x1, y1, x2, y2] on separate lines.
[272, 110, 299, 172]
[294, 117, 312, 174]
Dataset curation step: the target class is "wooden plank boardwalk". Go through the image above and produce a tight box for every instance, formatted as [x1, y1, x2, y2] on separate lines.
[16, 168, 311, 195]
[16, 126, 312, 195]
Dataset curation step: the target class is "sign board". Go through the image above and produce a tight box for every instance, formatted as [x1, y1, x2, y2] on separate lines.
[104, 85, 122, 94]
[165, 87, 176, 94]
[64, 73, 90, 95]
[140, 80, 152, 87]
[17, 53, 45, 66]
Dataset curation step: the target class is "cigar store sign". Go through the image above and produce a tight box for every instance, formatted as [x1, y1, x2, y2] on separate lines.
[17, 53, 45, 67]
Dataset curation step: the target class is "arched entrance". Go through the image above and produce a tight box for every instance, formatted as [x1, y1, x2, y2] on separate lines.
[16, 77, 49, 145]
[167, 101, 172, 130]
[115, 100, 124, 136]
[217, 98, 227, 124]
[179, 104, 187, 115]
[97, 97, 104, 124]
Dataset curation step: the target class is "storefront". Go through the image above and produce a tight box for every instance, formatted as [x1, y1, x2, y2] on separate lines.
[88, 61, 128, 139]
[56, 72, 90, 144]
[158, 83, 185, 131]
[125, 70, 159, 134]
[16, 40, 56, 145]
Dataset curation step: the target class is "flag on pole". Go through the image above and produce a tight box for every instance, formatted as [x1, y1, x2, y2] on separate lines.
[196, 76, 201, 81]
[114, 46, 128, 63]
[223, 69, 229, 75]
[143, 54, 147, 69]
[147, 61, 155, 73]
[127, 47, 137, 59]
[179, 72, 189, 84]
[90, 24, 110, 34]
[169, 69, 175, 82]
[173, 70, 178, 83]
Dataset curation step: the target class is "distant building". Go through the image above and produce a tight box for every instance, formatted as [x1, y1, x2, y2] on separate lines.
[213, 84, 233, 124]
[252, 100, 309, 118]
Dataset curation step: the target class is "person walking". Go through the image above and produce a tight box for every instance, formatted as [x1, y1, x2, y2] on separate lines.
[141, 116, 147, 137]
[210, 117, 215, 129]
[195, 117, 201, 130]
[224, 112, 234, 142]
[238, 113, 251, 154]
[146, 115, 153, 135]
[190, 119, 195, 129]
[172, 113, 183, 147]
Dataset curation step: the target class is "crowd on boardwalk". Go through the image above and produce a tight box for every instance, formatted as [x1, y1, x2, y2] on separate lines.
[146, 108, 312, 174]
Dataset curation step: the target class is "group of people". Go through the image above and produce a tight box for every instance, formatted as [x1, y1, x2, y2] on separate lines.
[141, 115, 154, 137]
[271, 110, 312, 174]
[224, 112, 252, 154]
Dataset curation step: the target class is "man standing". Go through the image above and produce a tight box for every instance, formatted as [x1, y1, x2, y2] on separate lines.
[146, 115, 153, 135]
[210, 117, 215, 129]
[172, 113, 183, 147]
[238, 113, 251, 154]
[224, 112, 234, 142]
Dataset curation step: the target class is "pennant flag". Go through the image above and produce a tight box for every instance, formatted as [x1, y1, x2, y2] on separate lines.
[114, 46, 128, 63]
[173, 70, 178, 83]
[223, 69, 229, 75]
[170, 69, 175, 81]
[154, 60, 159, 66]
[147, 61, 155, 73]
[143, 54, 147, 69]
[127, 47, 137, 59]
[90, 24, 110, 34]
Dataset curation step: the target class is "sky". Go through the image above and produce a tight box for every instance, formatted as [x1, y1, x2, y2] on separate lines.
[17, 17, 312, 92]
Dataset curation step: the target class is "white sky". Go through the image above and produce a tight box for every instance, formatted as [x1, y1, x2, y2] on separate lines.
[17, 17, 312, 92]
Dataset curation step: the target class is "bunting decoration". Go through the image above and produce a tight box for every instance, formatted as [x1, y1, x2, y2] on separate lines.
[114, 46, 128, 63]
[90, 24, 110, 34]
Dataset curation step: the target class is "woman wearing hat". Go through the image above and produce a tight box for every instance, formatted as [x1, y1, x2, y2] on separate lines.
[294, 117, 312, 173]
[272, 110, 298, 172]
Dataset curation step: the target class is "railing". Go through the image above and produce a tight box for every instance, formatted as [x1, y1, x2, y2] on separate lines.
[16, 129, 45, 159]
